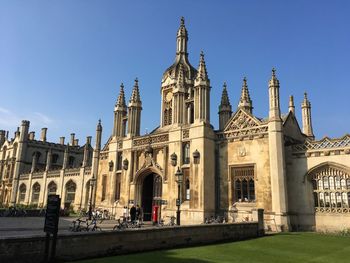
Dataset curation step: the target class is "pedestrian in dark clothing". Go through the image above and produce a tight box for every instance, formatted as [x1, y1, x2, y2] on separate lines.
[136, 205, 144, 221]
[130, 205, 136, 222]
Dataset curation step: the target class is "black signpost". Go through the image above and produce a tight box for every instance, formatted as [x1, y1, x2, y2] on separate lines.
[43, 194, 61, 262]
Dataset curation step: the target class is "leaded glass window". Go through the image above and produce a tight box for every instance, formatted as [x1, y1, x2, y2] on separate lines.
[311, 165, 350, 213]
[231, 165, 255, 203]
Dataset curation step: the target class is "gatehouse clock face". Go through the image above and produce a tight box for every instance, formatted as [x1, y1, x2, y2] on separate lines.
[165, 91, 173, 102]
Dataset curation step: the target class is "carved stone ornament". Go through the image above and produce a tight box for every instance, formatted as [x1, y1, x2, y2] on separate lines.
[224, 109, 261, 131]
[238, 147, 246, 157]
[136, 154, 163, 174]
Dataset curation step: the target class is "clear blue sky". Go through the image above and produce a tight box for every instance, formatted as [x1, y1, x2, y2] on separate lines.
[0, 0, 349, 145]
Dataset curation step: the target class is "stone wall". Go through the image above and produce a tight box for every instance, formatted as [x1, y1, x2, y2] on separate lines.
[0, 222, 260, 262]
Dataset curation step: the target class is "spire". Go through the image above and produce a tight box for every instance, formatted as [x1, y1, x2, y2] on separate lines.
[219, 82, 232, 130]
[301, 92, 314, 139]
[116, 83, 126, 108]
[268, 68, 281, 120]
[238, 77, 253, 113]
[220, 82, 230, 107]
[130, 78, 141, 105]
[128, 78, 142, 136]
[196, 51, 209, 81]
[288, 95, 295, 114]
[176, 16, 188, 55]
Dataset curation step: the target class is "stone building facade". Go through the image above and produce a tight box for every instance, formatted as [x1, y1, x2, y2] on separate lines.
[1, 18, 350, 231]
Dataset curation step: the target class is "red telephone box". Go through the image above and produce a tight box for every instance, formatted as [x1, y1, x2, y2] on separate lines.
[152, 205, 159, 224]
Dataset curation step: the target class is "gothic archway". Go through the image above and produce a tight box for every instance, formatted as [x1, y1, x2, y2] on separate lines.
[136, 171, 162, 221]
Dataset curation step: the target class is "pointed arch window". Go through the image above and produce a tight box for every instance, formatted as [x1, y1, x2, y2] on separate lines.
[19, 184, 26, 202]
[31, 182, 40, 204]
[231, 165, 255, 203]
[311, 164, 350, 212]
[48, 181, 57, 196]
[65, 180, 76, 204]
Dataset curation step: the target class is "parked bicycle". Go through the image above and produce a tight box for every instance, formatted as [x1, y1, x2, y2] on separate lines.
[69, 218, 88, 232]
[69, 217, 103, 232]
[159, 216, 177, 226]
[88, 217, 102, 231]
[112, 217, 142, 230]
[203, 215, 226, 224]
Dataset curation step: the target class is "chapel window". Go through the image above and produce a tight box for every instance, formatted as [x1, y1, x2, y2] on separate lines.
[231, 165, 255, 203]
[31, 182, 40, 204]
[19, 184, 26, 202]
[312, 165, 350, 212]
[65, 180, 76, 204]
[48, 181, 57, 195]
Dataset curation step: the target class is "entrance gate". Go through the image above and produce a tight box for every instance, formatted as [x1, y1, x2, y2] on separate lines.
[141, 173, 162, 221]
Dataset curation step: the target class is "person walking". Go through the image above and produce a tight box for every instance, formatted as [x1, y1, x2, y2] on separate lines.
[130, 205, 136, 222]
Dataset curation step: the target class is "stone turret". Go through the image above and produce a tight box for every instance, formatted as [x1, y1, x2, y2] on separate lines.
[238, 77, 253, 113]
[10, 120, 30, 205]
[194, 51, 210, 123]
[267, 68, 290, 231]
[218, 82, 232, 130]
[127, 79, 142, 136]
[113, 83, 127, 137]
[91, 119, 102, 207]
[301, 92, 314, 139]
[161, 17, 197, 127]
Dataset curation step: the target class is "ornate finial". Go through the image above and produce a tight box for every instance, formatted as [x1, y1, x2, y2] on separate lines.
[180, 16, 185, 26]
[196, 51, 208, 80]
[116, 82, 126, 107]
[130, 78, 141, 104]
[272, 67, 276, 77]
[98, 119, 101, 125]
[304, 92, 308, 99]
[220, 82, 231, 107]
[238, 76, 253, 113]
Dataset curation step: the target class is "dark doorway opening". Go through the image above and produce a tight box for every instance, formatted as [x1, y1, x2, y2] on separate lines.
[141, 174, 154, 221]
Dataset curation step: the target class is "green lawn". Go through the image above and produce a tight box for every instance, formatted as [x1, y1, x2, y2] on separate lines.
[75, 233, 350, 263]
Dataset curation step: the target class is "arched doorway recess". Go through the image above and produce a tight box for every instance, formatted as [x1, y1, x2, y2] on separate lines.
[139, 172, 162, 221]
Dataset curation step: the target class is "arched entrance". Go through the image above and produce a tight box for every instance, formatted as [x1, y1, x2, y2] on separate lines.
[140, 173, 162, 221]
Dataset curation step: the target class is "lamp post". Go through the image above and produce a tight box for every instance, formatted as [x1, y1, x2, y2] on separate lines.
[88, 177, 96, 220]
[175, 167, 183, 226]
